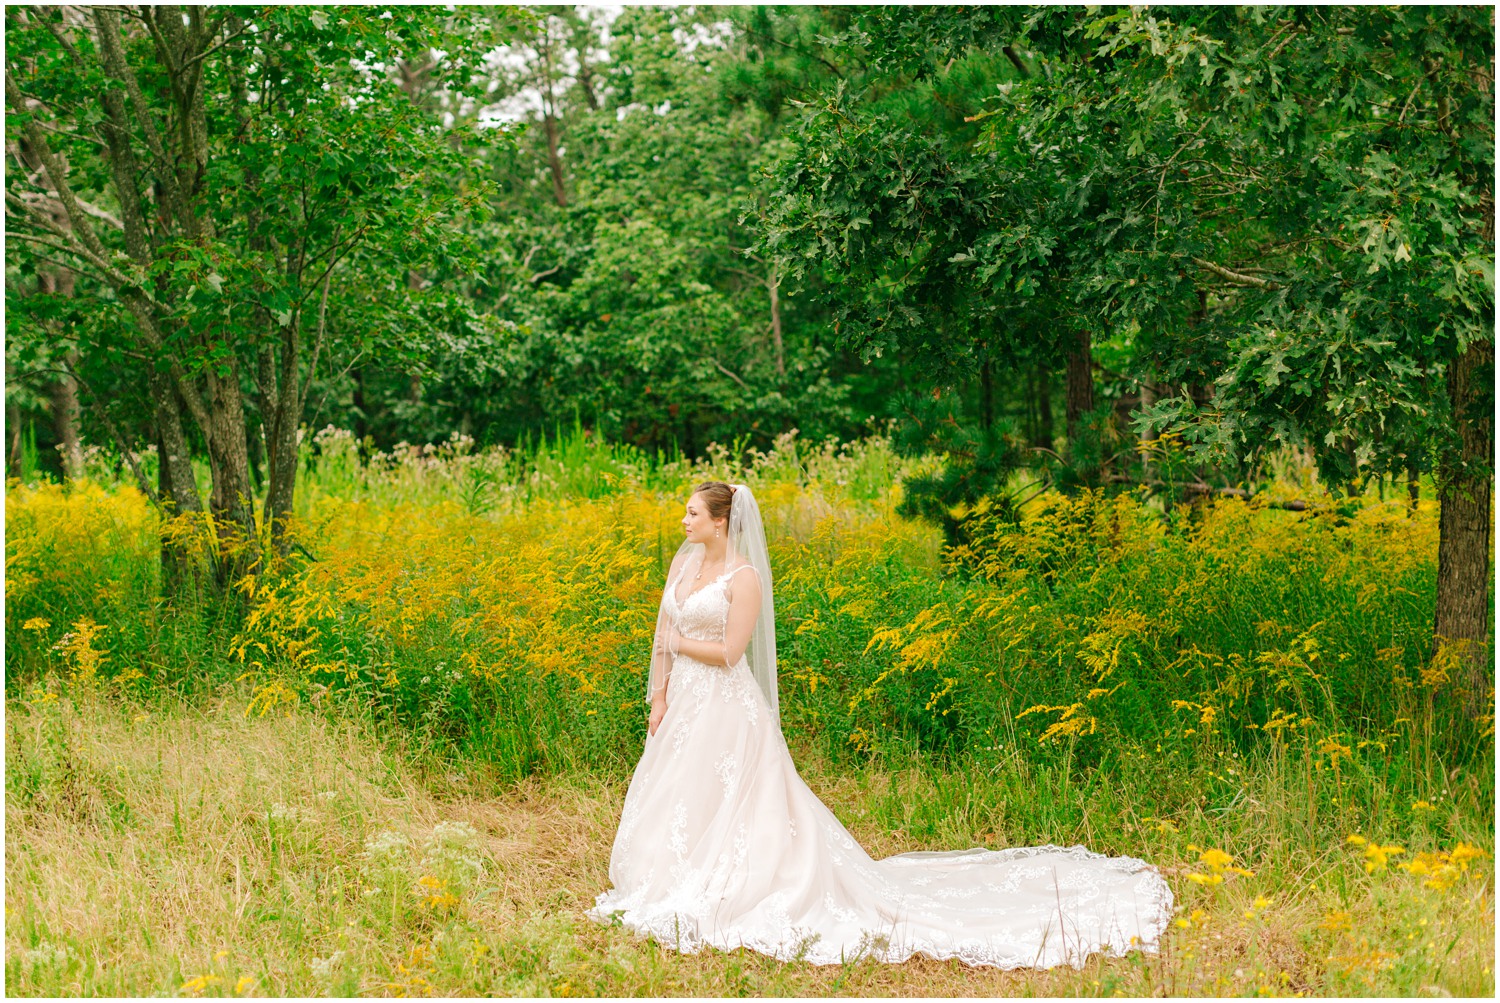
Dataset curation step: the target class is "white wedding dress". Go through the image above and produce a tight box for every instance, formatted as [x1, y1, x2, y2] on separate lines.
[589, 565, 1174, 968]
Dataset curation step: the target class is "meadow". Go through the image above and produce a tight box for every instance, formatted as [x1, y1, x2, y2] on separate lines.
[5, 428, 1494, 997]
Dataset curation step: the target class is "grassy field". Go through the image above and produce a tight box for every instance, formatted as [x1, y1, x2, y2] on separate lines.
[5, 428, 1494, 996]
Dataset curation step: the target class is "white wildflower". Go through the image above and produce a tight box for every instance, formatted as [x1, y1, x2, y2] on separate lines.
[309, 949, 346, 979]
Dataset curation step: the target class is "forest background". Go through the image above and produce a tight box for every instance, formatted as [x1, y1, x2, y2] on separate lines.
[3, 5, 1495, 997]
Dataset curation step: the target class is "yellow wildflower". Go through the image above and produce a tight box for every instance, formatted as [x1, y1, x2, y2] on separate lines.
[1319, 910, 1353, 933]
[1186, 846, 1255, 884]
[1317, 738, 1352, 762]
[1362, 842, 1405, 873]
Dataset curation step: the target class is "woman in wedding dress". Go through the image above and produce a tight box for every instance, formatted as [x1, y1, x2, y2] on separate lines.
[588, 481, 1174, 968]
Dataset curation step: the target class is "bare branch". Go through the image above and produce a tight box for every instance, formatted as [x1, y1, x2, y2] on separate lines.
[13, 189, 123, 230]
[31, 6, 86, 68]
[5, 69, 112, 262]
[1002, 44, 1030, 79]
[728, 244, 767, 266]
[293, 223, 367, 312]
[724, 265, 771, 285]
[1397, 77, 1422, 124]
[299, 267, 334, 415]
[1269, 26, 1305, 61]
[712, 360, 751, 392]
[13, 248, 111, 286]
[4, 232, 134, 290]
[92, 8, 180, 211]
[1191, 257, 1281, 290]
[179, 16, 248, 72]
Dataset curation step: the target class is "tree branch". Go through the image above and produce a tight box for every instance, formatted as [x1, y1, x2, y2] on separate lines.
[712, 360, 751, 391]
[1105, 473, 1311, 511]
[13, 189, 122, 230]
[4, 232, 133, 289]
[1268, 25, 1305, 61]
[179, 16, 247, 72]
[1002, 45, 1030, 79]
[93, 8, 182, 217]
[3, 240, 111, 286]
[31, 6, 87, 68]
[299, 258, 334, 414]
[5, 69, 112, 261]
[1191, 257, 1281, 289]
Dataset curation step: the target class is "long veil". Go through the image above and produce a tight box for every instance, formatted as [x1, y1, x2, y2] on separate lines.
[646, 483, 779, 721]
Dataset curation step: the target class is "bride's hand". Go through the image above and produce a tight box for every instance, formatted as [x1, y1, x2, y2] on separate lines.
[648, 700, 667, 736]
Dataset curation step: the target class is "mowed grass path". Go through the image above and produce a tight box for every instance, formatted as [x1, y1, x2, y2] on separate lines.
[6, 689, 1492, 997]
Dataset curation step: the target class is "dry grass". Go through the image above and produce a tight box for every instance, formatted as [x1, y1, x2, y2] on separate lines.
[6, 690, 1492, 997]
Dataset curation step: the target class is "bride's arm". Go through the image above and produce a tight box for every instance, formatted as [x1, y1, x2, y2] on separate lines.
[670, 566, 761, 668]
[648, 551, 691, 733]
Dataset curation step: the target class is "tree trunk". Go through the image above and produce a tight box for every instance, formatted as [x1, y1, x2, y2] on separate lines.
[352, 367, 369, 444]
[263, 323, 301, 560]
[146, 370, 201, 517]
[543, 112, 567, 208]
[1065, 328, 1093, 441]
[248, 419, 264, 494]
[1408, 460, 1420, 516]
[1139, 377, 1157, 479]
[768, 268, 784, 376]
[202, 365, 259, 585]
[20, 133, 83, 480]
[1033, 364, 1054, 449]
[49, 362, 83, 481]
[154, 425, 192, 600]
[536, 18, 569, 209]
[979, 355, 994, 432]
[7, 396, 23, 479]
[147, 368, 205, 600]
[1433, 337, 1494, 702]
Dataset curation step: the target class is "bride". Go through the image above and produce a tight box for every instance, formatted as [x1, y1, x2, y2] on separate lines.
[588, 481, 1173, 968]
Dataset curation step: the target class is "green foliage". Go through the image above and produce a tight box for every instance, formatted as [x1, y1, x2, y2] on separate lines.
[886, 389, 1029, 547]
[346, 5, 903, 457]
[11, 436, 1486, 793]
[756, 5, 1492, 497]
[5, 5, 526, 505]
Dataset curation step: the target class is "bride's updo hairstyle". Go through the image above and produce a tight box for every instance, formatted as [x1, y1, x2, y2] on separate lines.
[693, 481, 735, 524]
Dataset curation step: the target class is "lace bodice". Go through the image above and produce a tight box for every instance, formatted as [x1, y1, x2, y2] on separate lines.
[664, 567, 736, 645]
[660, 566, 761, 724]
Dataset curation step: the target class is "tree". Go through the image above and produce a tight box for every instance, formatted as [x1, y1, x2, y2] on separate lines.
[1076, 7, 1495, 690]
[759, 5, 1494, 696]
[5, 5, 516, 589]
[384, 5, 888, 456]
[754, 7, 1113, 516]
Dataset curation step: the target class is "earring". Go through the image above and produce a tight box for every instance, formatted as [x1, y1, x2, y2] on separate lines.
[715, 527, 720, 538]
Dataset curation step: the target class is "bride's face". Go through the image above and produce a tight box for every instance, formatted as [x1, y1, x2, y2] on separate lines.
[682, 492, 725, 543]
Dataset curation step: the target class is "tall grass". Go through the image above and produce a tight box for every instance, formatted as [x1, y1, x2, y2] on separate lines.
[5, 426, 1493, 996]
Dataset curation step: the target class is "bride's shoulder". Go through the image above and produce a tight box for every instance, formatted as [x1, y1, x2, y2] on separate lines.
[725, 563, 762, 599]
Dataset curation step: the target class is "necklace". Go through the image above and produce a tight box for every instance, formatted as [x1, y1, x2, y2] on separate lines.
[694, 556, 725, 581]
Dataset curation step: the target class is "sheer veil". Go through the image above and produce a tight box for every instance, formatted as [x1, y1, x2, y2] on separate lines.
[647, 483, 779, 721]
